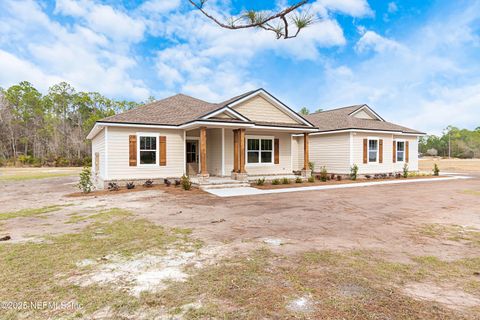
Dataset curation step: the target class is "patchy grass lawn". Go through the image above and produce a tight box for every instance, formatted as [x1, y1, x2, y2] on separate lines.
[0, 209, 203, 319]
[0, 167, 80, 182]
[416, 223, 480, 247]
[0, 205, 69, 221]
[1, 207, 479, 319]
[153, 249, 479, 319]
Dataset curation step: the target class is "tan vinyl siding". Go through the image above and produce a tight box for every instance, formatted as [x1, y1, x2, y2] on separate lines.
[244, 131, 292, 175]
[291, 136, 301, 171]
[206, 128, 223, 176]
[224, 129, 234, 174]
[107, 127, 184, 180]
[232, 96, 299, 124]
[308, 133, 351, 173]
[352, 133, 393, 174]
[393, 135, 419, 171]
[91, 128, 105, 180]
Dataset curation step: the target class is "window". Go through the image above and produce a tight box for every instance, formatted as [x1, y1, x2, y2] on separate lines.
[247, 137, 273, 164]
[368, 139, 378, 162]
[139, 135, 157, 165]
[396, 141, 405, 162]
[186, 141, 198, 163]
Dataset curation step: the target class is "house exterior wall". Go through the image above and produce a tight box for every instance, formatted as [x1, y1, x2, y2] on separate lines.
[232, 96, 298, 124]
[352, 132, 419, 174]
[243, 130, 293, 175]
[106, 126, 185, 181]
[91, 128, 105, 187]
[206, 128, 223, 176]
[224, 129, 234, 175]
[305, 133, 351, 174]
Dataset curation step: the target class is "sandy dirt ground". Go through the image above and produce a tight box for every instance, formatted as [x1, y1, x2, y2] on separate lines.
[1, 167, 480, 317]
[1, 169, 479, 262]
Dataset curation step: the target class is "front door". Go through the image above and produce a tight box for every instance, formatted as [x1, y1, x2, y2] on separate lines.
[186, 140, 199, 176]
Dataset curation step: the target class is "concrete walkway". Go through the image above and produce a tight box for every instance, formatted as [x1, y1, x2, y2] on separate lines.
[204, 175, 471, 197]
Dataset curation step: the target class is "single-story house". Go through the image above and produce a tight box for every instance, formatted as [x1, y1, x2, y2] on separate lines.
[87, 89, 424, 189]
[296, 104, 425, 175]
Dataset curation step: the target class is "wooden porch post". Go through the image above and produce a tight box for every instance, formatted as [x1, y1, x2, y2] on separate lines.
[303, 133, 309, 170]
[233, 129, 239, 173]
[239, 129, 246, 173]
[200, 127, 207, 175]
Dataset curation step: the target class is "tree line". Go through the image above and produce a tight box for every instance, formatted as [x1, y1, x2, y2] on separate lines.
[1, 81, 478, 167]
[0, 81, 142, 166]
[419, 126, 480, 158]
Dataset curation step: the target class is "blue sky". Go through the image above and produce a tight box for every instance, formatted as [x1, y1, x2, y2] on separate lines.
[0, 0, 479, 134]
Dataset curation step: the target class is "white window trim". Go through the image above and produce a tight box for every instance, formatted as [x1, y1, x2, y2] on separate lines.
[137, 133, 159, 167]
[245, 135, 275, 166]
[395, 139, 406, 163]
[367, 137, 379, 164]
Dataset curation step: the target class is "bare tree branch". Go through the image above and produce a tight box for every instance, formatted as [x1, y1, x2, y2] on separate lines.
[188, 0, 315, 39]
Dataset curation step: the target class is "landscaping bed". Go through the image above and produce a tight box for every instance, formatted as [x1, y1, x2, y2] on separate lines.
[67, 183, 204, 198]
[253, 174, 441, 190]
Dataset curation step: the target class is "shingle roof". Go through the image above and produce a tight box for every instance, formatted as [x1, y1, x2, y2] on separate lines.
[98, 89, 313, 128]
[305, 105, 424, 134]
[99, 93, 219, 126]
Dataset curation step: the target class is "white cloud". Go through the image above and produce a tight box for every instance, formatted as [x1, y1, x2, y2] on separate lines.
[151, 2, 350, 100]
[312, 0, 373, 18]
[318, 3, 480, 134]
[137, 0, 181, 15]
[355, 30, 404, 53]
[0, 50, 63, 91]
[0, 0, 149, 99]
[388, 2, 398, 13]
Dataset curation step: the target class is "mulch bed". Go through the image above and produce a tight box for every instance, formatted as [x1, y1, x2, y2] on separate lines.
[66, 184, 205, 197]
[254, 175, 441, 190]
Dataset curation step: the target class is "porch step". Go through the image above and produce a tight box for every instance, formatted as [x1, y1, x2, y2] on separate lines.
[199, 182, 251, 190]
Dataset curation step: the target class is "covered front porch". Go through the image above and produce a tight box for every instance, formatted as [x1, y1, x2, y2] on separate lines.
[184, 126, 312, 184]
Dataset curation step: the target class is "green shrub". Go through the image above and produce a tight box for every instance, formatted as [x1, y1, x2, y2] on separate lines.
[319, 166, 328, 182]
[281, 177, 290, 184]
[181, 175, 192, 190]
[77, 166, 94, 193]
[403, 163, 409, 178]
[433, 163, 440, 176]
[271, 179, 281, 185]
[256, 177, 265, 186]
[308, 161, 315, 173]
[307, 176, 315, 183]
[55, 157, 69, 167]
[295, 177, 303, 183]
[350, 164, 358, 180]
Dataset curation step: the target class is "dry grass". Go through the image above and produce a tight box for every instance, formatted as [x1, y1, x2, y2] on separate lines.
[419, 158, 480, 172]
[0, 205, 69, 221]
[0, 208, 201, 319]
[153, 249, 479, 319]
[0, 167, 80, 181]
[417, 223, 480, 247]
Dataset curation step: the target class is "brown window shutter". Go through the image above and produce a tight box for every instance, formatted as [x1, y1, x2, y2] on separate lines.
[129, 135, 137, 166]
[363, 139, 368, 164]
[379, 139, 383, 163]
[406, 141, 409, 163]
[392, 141, 396, 163]
[274, 138, 280, 164]
[159, 136, 167, 166]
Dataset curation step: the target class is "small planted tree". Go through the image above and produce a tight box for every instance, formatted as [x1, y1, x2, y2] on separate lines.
[350, 164, 358, 180]
[181, 175, 192, 191]
[403, 163, 409, 178]
[433, 163, 440, 176]
[77, 166, 94, 193]
[319, 166, 328, 182]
